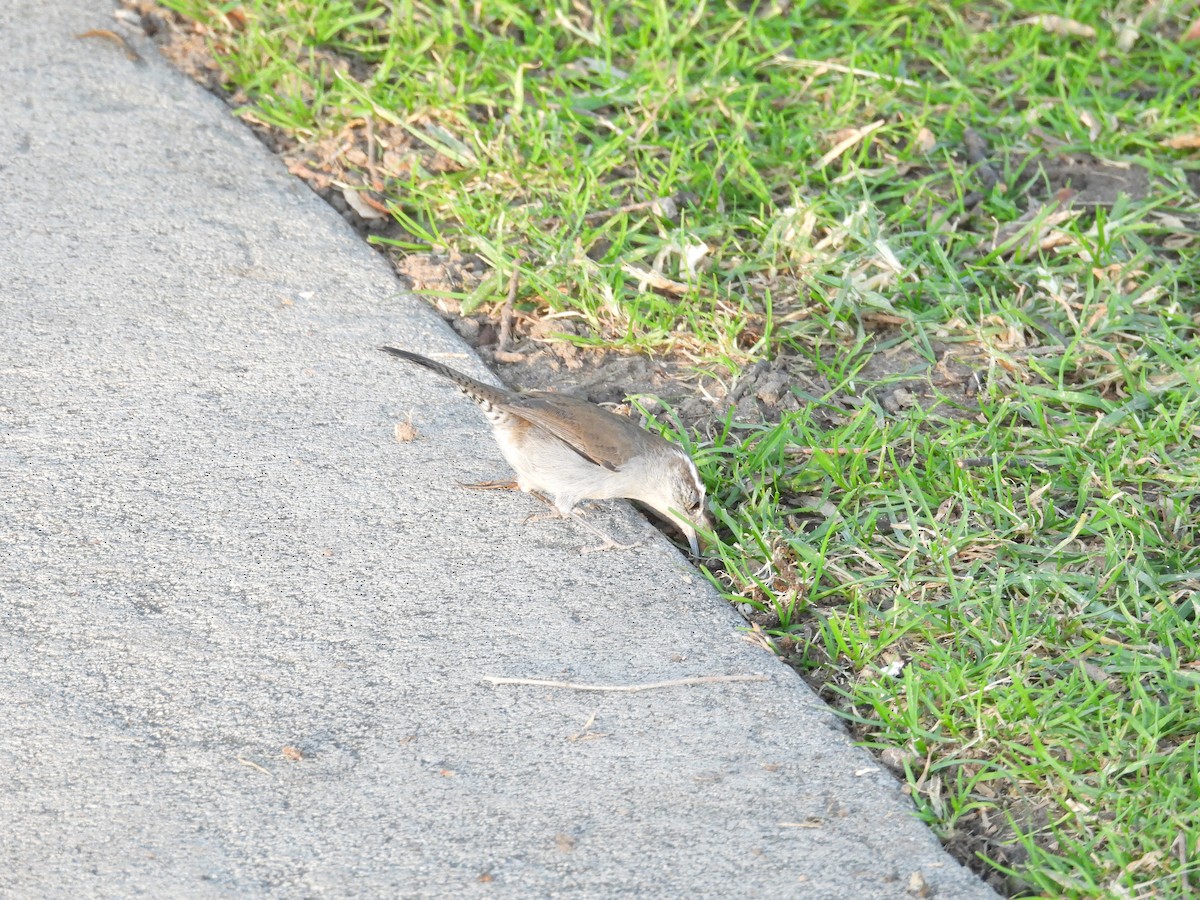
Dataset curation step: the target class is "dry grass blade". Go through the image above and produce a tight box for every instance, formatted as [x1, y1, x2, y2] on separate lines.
[771, 54, 920, 87]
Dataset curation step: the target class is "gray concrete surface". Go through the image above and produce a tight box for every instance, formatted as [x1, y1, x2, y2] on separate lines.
[0, 1, 995, 896]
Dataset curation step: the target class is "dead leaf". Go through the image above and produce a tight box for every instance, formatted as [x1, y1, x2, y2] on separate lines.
[394, 417, 418, 442]
[907, 871, 931, 897]
[1114, 22, 1139, 53]
[286, 158, 332, 189]
[340, 185, 387, 220]
[223, 7, 248, 30]
[1015, 15, 1096, 40]
[1161, 132, 1200, 150]
[555, 833, 576, 852]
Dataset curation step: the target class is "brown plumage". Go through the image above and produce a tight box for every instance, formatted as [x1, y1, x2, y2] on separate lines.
[381, 346, 710, 553]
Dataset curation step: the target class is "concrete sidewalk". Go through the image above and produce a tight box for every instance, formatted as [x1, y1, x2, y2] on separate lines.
[0, 1, 994, 896]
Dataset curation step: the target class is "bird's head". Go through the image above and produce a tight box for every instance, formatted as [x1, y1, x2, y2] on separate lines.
[638, 448, 712, 556]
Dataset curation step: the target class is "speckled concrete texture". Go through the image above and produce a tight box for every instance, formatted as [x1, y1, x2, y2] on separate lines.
[0, 1, 995, 896]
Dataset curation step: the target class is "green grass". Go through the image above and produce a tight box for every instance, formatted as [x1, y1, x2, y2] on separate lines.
[149, 0, 1200, 894]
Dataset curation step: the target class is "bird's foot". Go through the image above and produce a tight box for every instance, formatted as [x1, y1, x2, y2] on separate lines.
[570, 510, 642, 553]
[519, 490, 563, 524]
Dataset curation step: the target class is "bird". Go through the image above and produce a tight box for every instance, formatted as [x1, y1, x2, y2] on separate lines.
[380, 346, 711, 554]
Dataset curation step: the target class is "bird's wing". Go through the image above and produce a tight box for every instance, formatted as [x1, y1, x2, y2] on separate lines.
[507, 393, 656, 471]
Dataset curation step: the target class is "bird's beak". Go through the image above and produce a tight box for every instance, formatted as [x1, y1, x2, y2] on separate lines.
[694, 508, 716, 555]
[672, 508, 713, 557]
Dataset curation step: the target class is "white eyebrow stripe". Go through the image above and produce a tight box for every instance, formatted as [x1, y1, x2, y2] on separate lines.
[683, 454, 704, 494]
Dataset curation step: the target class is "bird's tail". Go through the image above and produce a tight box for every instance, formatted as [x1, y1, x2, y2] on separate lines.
[379, 346, 511, 411]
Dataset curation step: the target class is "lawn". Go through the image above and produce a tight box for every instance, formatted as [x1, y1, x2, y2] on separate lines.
[135, 1, 1200, 894]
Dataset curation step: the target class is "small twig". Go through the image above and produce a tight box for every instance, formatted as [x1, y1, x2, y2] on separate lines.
[364, 116, 379, 189]
[568, 710, 608, 742]
[772, 55, 920, 88]
[1171, 830, 1190, 894]
[955, 456, 1044, 470]
[787, 445, 874, 457]
[492, 349, 527, 364]
[621, 263, 695, 296]
[580, 194, 682, 224]
[457, 479, 520, 491]
[236, 757, 273, 777]
[498, 260, 521, 351]
[482, 674, 771, 692]
[76, 28, 144, 64]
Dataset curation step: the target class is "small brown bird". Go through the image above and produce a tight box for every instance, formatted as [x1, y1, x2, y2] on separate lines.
[381, 347, 710, 554]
